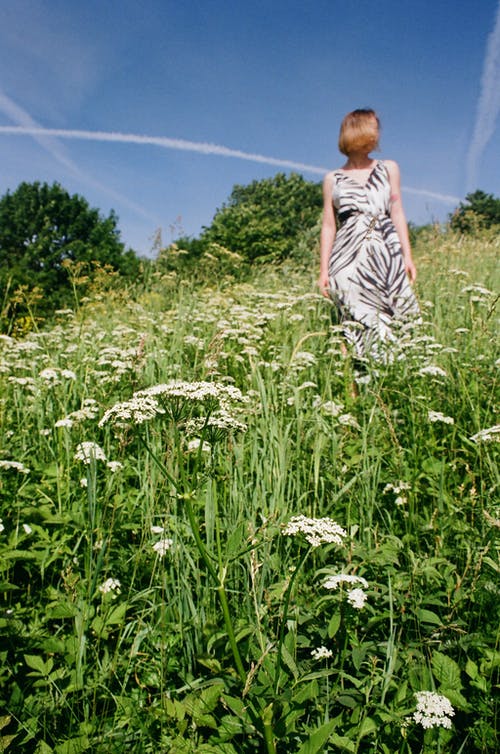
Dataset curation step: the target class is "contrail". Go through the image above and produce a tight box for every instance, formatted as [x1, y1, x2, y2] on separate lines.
[466, 0, 500, 190]
[0, 124, 460, 205]
[0, 91, 159, 223]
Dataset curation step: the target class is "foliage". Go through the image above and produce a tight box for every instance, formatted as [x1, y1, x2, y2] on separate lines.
[0, 181, 139, 331]
[450, 189, 500, 233]
[0, 228, 498, 752]
[193, 172, 322, 264]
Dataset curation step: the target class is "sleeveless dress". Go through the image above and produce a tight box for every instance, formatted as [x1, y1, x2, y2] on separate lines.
[328, 160, 420, 360]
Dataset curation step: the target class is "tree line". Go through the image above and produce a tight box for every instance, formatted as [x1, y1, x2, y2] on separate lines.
[0, 177, 498, 331]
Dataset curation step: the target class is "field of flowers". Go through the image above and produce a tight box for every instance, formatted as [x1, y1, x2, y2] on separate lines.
[0, 229, 498, 753]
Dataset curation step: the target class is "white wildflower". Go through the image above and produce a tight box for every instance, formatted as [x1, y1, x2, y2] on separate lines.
[187, 438, 212, 453]
[39, 368, 60, 382]
[418, 365, 447, 378]
[323, 574, 369, 590]
[55, 418, 74, 428]
[98, 578, 121, 595]
[347, 588, 368, 609]
[80, 478, 88, 488]
[74, 442, 107, 464]
[337, 413, 361, 429]
[0, 460, 30, 474]
[470, 425, 500, 444]
[316, 399, 344, 417]
[39, 429, 51, 436]
[22, 524, 32, 534]
[153, 538, 173, 556]
[106, 461, 123, 472]
[428, 411, 454, 425]
[60, 369, 77, 380]
[291, 351, 317, 368]
[283, 515, 347, 548]
[0, 519, 4, 532]
[311, 646, 333, 660]
[99, 395, 164, 426]
[413, 691, 455, 730]
[150, 525, 165, 534]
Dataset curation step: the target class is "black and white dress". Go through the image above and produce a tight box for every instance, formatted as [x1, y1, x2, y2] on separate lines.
[328, 160, 420, 360]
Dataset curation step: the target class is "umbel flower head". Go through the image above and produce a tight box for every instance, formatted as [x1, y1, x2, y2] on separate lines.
[282, 515, 347, 548]
[413, 691, 455, 729]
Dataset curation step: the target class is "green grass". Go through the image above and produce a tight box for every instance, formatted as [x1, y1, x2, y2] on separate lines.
[0, 229, 498, 753]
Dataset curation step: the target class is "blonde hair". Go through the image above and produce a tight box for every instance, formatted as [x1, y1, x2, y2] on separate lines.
[338, 109, 380, 156]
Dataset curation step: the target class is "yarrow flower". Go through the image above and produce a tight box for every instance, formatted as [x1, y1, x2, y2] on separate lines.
[470, 425, 500, 444]
[346, 587, 368, 609]
[152, 538, 173, 557]
[98, 578, 121, 595]
[283, 516, 347, 548]
[106, 461, 124, 472]
[324, 574, 369, 610]
[428, 411, 454, 425]
[418, 365, 447, 378]
[413, 691, 455, 730]
[0, 460, 30, 474]
[311, 646, 333, 660]
[323, 574, 369, 590]
[74, 442, 107, 464]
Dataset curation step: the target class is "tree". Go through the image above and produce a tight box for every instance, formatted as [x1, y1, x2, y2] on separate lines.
[201, 173, 323, 262]
[0, 181, 139, 324]
[450, 190, 500, 233]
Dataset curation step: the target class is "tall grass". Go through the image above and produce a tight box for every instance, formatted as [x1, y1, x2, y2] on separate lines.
[0, 229, 498, 753]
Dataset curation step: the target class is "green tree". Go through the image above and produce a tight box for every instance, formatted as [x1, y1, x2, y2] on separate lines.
[450, 190, 500, 233]
[0, 181, 139, 326]
[201, 172, 322, 262]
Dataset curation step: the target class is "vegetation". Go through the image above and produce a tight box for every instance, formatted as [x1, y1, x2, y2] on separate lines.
[167, 173, 323, 269]
[0, 181, 139, 331]
[450, 189, 500, 233]
[0, 224, 498, 753]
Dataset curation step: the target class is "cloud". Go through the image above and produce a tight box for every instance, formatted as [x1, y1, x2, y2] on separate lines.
[466, 0, 500, 190]
[0, 90, 158, 223]
[0, 124, 460, 205]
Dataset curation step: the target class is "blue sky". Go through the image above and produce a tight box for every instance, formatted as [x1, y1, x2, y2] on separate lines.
[1, 0, 499, 257]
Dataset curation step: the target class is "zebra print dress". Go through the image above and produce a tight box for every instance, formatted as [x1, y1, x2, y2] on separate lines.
[328, 159, 420, 360]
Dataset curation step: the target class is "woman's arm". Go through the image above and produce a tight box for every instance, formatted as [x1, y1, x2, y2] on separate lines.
[385, 160, 417, 283]
[318, 172, 336, 297]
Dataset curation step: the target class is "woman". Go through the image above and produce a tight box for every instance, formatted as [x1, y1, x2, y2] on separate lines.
[318, 108, 420, 360]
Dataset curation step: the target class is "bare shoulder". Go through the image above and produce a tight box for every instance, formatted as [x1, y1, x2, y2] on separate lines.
[383, 159, 400, 176]
[322, 170, 337, 194]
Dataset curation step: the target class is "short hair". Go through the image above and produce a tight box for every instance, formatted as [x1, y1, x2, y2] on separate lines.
[338, 109, 380, 156]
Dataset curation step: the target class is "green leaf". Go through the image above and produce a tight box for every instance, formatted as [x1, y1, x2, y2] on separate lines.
[432, 652, 462, 690]
[328, 612, 341, 638]
[24, 654, 53, 675]
[465, 659, 478, 680]
[296, 720, 337, 754]
[416, 608, 443, 626]
[439, 688, 470, 711]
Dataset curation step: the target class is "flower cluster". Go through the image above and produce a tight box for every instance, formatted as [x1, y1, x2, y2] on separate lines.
[470, 424, 500, 444]
[428, 410, 454, 425]
[311, 646, 333, 660]
[0, 460, 30, 474]
[99, 395, 165, 427]
[282, 515, 347, 548]
[323, 574, 369, 610]
[74, 442, 107, 464]
[98, 578, 121, 595]
[413, 691, 455, 729]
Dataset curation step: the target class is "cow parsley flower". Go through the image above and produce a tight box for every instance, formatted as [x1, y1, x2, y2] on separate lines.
[153, 538, 173, 556]
[283, 515, 347, 548]
[74, 442, 107, 464]
[323, 574, 369, 590]
[0, 460, 30, 474]
[428, 411, 454, 425]
[418, 365, 447, 378]
[413, 691, 455, 729]
[106, 461, 123, 472]
[311, 646, 333, 660]
[98, 578, 121, 595]
[470, 424, 500, 444]
[99, 395, 164, 426]
[346, 587, 368, 609]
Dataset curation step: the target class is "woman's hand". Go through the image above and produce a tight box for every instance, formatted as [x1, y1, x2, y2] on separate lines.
[405, 258, 417, 284]
[318, 270, 331, 298]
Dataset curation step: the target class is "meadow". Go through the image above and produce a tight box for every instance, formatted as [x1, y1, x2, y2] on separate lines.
[0, 228, 498, 753]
